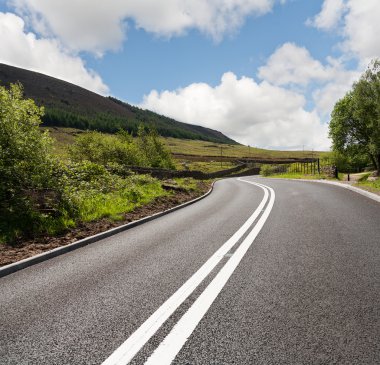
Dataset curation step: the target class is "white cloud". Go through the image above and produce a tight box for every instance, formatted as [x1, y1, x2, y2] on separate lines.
[10, 0, 276, 54]
[141, 72, 330, 150]
[343, 0, 380, 61]
[258, 43, 330, 86]
[312, 58, 360, 116]
[310, 0, 380, 61]
[258, 43, 361, 116]
[308, 0, 346, 30]
[0, 12, 108, 94]
[10, 0, 127, 56]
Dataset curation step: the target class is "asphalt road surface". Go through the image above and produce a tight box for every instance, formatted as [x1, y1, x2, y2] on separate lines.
[1, 177, 379, 364]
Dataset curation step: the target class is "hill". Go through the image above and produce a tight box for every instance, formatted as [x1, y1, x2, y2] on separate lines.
[0, 63, 237, 144]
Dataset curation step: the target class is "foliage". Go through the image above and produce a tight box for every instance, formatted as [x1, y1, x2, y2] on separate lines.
[329, 59, 380, 173]
[69, 130, 144, 166]
[172, 178, 200, 191]
[69, 127, 175, 169]
[42, 99, 236, 144]
[356, 173, 380, 193]
[0, 83, 61, 241]
[59, 161, 167, 222]
[264, 172, 323, 180]
[136, 125, 175, 169]
[0, 84, 173, 244]
[357, 172, 371, 182]
[260, 164, 277, 176]
[259, 162, 329, 179]
[326, 151, 370, 172]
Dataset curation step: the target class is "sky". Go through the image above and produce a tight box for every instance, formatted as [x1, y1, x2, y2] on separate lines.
[0, 0, 379, 150]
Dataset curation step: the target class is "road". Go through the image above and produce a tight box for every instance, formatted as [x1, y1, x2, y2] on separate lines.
[1, 177, 379, 364]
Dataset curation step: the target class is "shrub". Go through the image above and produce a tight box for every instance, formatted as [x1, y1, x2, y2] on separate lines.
[136, 126, 175, 169]
[69, 130, 144, 166]
[260, 164, 276, 176]
[0, 83, 61, 241]
[59, 161, 166, 222]
[69, 126, 175, 169]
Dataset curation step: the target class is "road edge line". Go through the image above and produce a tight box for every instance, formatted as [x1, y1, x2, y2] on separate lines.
[0, 182, 215, 278]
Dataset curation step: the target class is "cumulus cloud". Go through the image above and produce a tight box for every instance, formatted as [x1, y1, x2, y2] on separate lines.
[312, 58, 360, 116]
[258, 43, 330, 86]
[258, 43, 361, 116]
[0, 12, 109, 94]
[310, 0, 380, 61]
[307, 0, 346, 30]
[343, 0, 380, 61]
[141, 72, 330, 150]
[10, 0, 276, 54]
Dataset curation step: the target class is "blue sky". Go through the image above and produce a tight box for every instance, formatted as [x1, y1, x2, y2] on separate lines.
[0, 0, 379, 150]
[88, 1, 332, 103]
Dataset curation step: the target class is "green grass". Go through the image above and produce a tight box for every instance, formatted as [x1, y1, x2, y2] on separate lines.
[356, 177, 380, 193]
[163, 136, 328, 159]
[172, 177, 202, 191]
[357, 172, 372, 182]
[74, 178, 167, 222]
[44, 127, 329, 161]
[265, 172, 327, 180]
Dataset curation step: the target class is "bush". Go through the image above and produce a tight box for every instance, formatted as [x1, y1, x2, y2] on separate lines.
[0, 85, 175, 244]
[69, 127, 175, 169]
[260, 164, 277, 176]
[59, 161, 167, 222]
[0, 83, 61, 241]
[69, 130, 144, 166]
[136, 125, 175, 169]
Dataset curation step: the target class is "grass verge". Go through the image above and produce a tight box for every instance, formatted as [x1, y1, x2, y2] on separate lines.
[355, 178, 380, 193]
[0, 177, 212, 266]
[264, 172, 328, 180]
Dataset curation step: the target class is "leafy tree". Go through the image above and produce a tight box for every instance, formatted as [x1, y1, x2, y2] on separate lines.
[136, 125, 175, 169]
[329, 60, 380, 173]
[0, 83, 58, 240]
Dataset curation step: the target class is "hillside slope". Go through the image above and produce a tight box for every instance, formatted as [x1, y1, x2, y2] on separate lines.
[0, 63, 237, 144]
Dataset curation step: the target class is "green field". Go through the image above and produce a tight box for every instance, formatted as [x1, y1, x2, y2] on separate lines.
[45, 127, 328, 161]
[163, 137, 326, 159]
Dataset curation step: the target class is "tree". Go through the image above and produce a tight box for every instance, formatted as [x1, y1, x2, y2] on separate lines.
[0, 83, 56, 239]
[136, 125, 175, 169]
[329, 59, 380, 173]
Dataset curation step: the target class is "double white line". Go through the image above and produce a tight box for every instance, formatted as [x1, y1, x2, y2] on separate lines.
[102, 178, 275, 365]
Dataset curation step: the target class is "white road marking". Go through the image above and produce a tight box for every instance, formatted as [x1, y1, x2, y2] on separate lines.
[145, 179, 275, 365]
[102, 180, 269, 365]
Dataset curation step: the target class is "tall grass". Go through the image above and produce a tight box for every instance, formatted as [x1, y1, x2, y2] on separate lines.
[72, 175, 167, 222]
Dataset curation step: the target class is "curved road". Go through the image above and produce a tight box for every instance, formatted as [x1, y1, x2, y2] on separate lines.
[1, 177, 379, 364]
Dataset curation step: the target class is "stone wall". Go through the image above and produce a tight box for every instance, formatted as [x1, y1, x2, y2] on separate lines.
[126, 163, 256, 180]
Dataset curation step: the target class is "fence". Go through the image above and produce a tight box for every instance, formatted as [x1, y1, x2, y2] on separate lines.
[259, 158, 338, 178]
[115, 158, 339, 180]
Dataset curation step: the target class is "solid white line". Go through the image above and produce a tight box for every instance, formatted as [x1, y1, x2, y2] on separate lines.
[145, 180, 275, 365]
[101, 181, 269, 365]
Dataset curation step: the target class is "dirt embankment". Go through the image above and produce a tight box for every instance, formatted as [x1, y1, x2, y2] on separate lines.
[0, 182, 211, 267]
